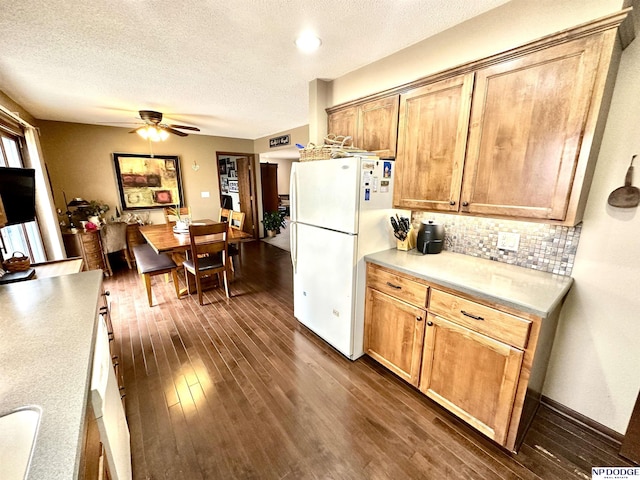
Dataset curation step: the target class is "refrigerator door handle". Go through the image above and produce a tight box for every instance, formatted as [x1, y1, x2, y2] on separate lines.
[290, 167, 297, 222]
[290, 221, 297, 273]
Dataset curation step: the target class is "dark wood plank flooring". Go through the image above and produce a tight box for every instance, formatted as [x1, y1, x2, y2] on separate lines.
[104, 241, 632, 480]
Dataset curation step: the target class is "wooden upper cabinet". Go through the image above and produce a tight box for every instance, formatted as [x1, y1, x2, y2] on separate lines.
[327, 94, 399, 157]
[327, 106, 358, 143]
[357, 96, 399, 158]
[461, 33, 610, 221]
[394, 74, 474, 211]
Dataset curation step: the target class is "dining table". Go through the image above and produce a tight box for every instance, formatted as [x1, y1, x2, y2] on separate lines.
[138, 219, 253, 295]
[139, 219, 253, 255]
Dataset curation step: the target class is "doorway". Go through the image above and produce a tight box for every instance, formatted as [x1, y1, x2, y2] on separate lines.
[216, 152, 259, 239]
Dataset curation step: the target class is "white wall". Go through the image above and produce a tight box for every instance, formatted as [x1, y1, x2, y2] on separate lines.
[543, 25, 640, 433]
[313, 0, 639, 433]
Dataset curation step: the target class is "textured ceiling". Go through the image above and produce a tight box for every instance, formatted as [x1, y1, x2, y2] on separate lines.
[0, 0, 509, 140]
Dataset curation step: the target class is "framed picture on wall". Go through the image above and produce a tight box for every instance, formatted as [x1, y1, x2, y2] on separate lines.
[228, 168, 236, 178]
[228, 180, 239, 193]
[218, 158, 227, 175]
[221, 177, 229, 193]
[113, 153, 184, 210]
[227, 159, 236, 172]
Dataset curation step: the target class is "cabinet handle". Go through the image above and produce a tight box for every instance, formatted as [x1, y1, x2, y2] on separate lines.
[416, 316, 423, 322]
[462, 201, 469, 207]
[103, 291, 110, 296]
[386, 281, 402, 289]
[449, 200, 456, 206]
[461, 310, 484, 321]
[427, 321, 433, 326]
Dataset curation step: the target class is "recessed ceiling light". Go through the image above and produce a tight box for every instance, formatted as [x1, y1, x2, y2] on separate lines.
[295, 31, 322, 53]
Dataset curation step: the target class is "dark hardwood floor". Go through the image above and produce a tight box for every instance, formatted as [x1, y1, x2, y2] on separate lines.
[104, 241, 631, 479]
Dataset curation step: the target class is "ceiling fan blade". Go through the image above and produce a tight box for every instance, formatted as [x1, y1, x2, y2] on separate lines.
[163, 126, 188, 137]
[167, 124, 200, 131]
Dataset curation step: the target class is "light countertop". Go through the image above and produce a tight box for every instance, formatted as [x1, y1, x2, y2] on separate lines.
[0, 271, 103, 479]
[365, 249, 573, 317]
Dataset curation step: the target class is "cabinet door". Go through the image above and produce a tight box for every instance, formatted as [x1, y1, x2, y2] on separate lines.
[461, 34, 604, 220]
[419, 314, 523, 446]
[364, 288, 426, 386]
[327, 106, 358, 141]
[358, 95, 399, 157]
[394, 73, 474, 211]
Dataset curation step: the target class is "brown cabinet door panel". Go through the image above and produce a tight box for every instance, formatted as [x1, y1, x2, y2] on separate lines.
[327, 106, 358, 141]
[364, 288, 426, 386]
[358, 95, 399, 157]
[395, 73, 474, 211]
[461, 35, 603, 220]
[420, 314, 523, 446]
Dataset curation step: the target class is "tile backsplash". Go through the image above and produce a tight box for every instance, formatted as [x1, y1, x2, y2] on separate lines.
[411, 212, 581, 276]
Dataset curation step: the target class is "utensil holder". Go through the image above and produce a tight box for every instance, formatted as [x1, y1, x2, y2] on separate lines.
[396, 227, 416, 251]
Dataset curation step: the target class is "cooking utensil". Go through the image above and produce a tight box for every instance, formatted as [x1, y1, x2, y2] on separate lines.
[390, 215, 409, 241]
[608, 155, 640, 208]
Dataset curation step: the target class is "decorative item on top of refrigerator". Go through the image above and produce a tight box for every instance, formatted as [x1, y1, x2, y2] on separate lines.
[289, 155, 410, 360]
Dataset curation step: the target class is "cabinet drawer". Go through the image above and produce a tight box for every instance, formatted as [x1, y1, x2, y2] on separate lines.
[367, 264, 428, 308]
[429, 289, 531, 349]
[85, 251, 105, 269]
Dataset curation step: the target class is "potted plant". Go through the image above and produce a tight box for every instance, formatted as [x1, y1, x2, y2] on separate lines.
[262, 211, 286, 237]
[166, 205, 189, 230]
[81, 200, 110, 226]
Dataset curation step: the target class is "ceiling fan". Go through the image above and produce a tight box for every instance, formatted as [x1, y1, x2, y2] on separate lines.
[131, 110, 200, 141]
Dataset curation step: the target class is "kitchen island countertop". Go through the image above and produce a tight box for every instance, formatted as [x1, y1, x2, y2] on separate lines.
[365, 249, 573, 317]
[0, 270, 103, 479]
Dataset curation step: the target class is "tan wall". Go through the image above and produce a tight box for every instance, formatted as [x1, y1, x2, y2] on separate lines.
[313, 0, 639, 433]
[38, 121, 253, 225]
[259, 158, 296, 195]
[253, 124, 308, 155]
[0, 91, 37, 125]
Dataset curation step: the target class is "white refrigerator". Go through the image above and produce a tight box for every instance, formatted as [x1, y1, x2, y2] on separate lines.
[289, 156, 404, 360]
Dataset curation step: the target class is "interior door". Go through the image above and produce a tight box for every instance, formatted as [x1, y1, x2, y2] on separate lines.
[260, 163, 279, 213]
[621, 391, 640, 463]
[235, 156, 257, 237]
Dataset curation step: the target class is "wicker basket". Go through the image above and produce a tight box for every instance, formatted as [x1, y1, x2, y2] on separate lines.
[3, 251, 31, 272]
[300, 135, 359, 161]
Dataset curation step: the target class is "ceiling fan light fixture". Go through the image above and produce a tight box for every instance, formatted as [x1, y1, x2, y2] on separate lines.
[137, 125, 169, 142]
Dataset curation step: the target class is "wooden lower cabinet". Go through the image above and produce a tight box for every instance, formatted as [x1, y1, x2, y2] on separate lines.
[419, 313, 523, 446]
[364, 288, 426, 386]
[364, 262, 558, 451]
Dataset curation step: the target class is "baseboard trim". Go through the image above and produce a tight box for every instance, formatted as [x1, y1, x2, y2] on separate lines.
[541, 395, 624, 445]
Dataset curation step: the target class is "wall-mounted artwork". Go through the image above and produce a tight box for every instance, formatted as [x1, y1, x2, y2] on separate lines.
[228, 180, 239, 193]
[113, 153, 184, 210]
[218, 158, 227, 175]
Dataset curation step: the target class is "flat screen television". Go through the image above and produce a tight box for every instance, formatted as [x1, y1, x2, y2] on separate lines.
[0, 167, 36, 226]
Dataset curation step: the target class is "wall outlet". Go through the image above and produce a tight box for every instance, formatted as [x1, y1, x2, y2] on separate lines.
[497, 231, 520, 252]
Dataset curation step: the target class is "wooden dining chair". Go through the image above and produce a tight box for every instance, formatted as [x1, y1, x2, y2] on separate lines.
[183, 222, 230, 305]
[163, 206, 191, 270]
[227, 210, 246, 269]
[99, 221, 133, 276]
[163, 206, 191, 224]
[218, 207, 231, 223]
